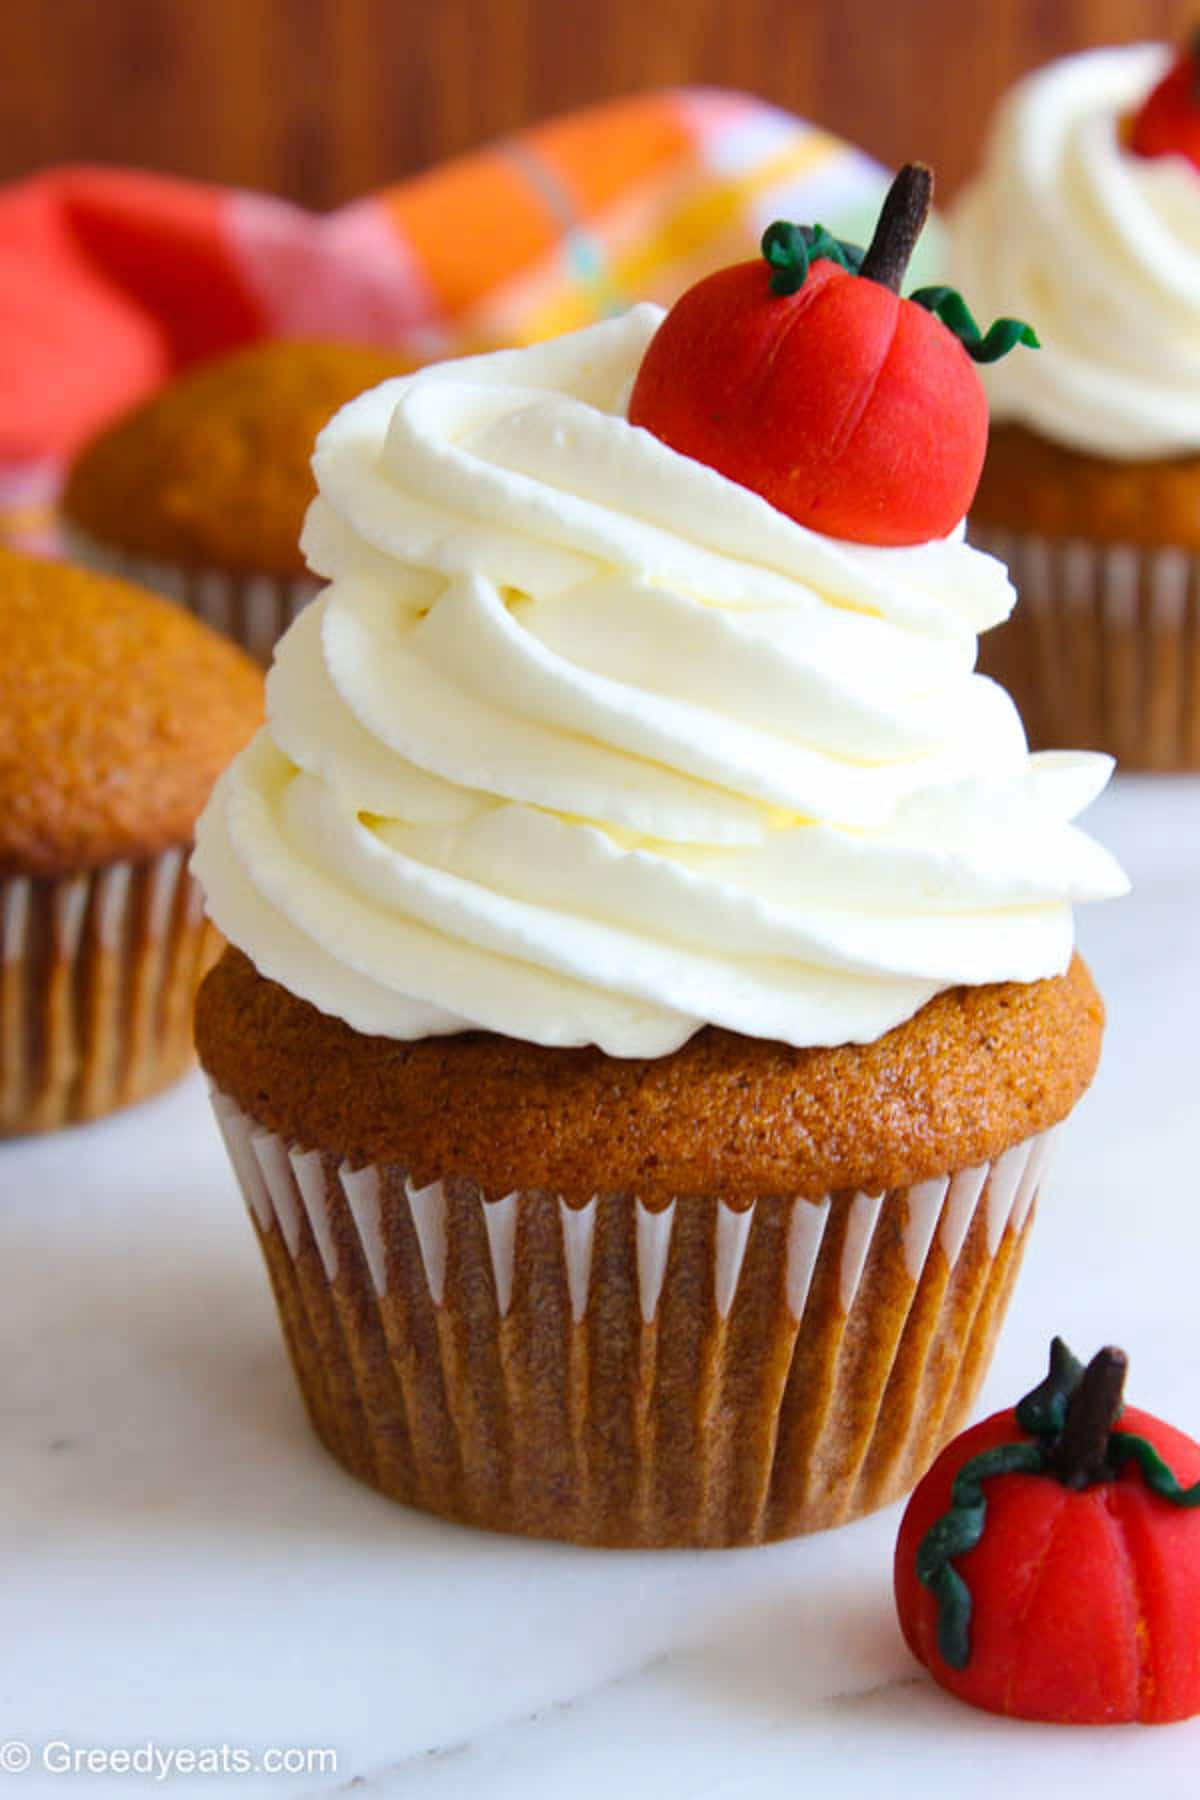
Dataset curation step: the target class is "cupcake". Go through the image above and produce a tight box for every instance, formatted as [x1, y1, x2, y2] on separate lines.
[951, 42, 1200, 768]
[0, 549, 262, 1134]
[59, 340, 419, 662]
[193, 172, 1127, 1547]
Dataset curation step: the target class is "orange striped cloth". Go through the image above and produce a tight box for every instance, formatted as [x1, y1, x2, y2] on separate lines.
[0, 90, 889, 549]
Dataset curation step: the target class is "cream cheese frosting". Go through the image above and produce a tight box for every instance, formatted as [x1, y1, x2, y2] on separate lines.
[192, 305, 1127, 1056]
[950, 43, 1200, 458]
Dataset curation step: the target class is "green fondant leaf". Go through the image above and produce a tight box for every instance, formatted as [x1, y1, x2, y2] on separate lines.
[808, 224, 865, 272]
[910, 284, 1040, 363]
[1015, 1336, 1087, 1437]
[761, 221, 811, 294]
[760, 221, 865, 295]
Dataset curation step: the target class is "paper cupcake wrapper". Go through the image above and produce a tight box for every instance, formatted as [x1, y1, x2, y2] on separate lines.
[971, 526, 1200, 770]
[208, 1085, 1060, 1547]
[1, 850, 215, 1134]
[59, 522, 319, 663]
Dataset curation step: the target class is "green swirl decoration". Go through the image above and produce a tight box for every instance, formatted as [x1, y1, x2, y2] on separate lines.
[910, 285, 1040, 363]
[1109, 1433, 1200, 1507]
[915, 1440, 1046, 1669]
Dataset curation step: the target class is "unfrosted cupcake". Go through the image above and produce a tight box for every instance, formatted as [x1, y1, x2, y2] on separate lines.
[192, 177, 1126, 1547]
[952, 43, 1200, 768]
[60, 340, 418, 662]
[0, 549, 261, 1133]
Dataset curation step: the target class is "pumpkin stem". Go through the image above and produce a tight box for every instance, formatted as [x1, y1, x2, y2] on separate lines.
[859, 163, 934, 293]
[1047, 1346, 1128, 1489]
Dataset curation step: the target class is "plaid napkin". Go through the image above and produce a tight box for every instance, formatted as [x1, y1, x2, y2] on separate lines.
[0, 89, 891, 551]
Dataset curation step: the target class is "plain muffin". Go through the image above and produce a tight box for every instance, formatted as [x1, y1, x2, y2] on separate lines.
[0, 549, 262, 1132]
[59, 340, 419, 659]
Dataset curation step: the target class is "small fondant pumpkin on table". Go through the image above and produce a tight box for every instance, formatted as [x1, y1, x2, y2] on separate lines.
[895, 1339, 1200, 1724]
[629, 161, 1037, 546]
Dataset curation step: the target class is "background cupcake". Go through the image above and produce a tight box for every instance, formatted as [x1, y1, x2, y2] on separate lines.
[191, 287, 1126, 1547]
[59, 340, 418, 662]
[0, 548, 261, 1134]
[951, 42, 1200, 769]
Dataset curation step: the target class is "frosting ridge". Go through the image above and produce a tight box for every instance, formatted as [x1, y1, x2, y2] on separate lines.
[193, 307, 1127, 1055]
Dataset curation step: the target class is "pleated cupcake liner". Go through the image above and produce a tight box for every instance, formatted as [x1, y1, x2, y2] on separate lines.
[1, 850, 216, 1135]
[972, 526, 1200, 770]
[208, 1084, 1061, 1547]
[59, 522, 319, 663]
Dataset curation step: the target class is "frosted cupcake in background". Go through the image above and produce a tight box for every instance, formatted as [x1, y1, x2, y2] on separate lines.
[951, 42, 1200, 768]
[192, 173, 1128, 1547]
[59, 341, 419, 663]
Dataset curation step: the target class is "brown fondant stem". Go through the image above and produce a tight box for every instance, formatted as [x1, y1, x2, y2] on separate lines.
[1049, 1347, 1128, 1488]
[859, 163, 934, 293]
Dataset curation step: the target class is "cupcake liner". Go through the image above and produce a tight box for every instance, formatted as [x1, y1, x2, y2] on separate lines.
[1, 850, 216, 1135]
[209, 1085, 1061, 1547]
[59, 522, 319, 663]
[971, 526, 1200, 769]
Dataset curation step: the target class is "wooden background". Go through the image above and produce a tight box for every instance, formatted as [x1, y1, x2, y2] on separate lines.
[2, 0, 1193, 207]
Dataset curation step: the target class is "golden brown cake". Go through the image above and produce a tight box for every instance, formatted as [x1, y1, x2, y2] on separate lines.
[59, 341, 419, 659]
[973, 425, 1200, 553]
[0, 549, 262, 1133]
[200, 948, 1103, 1208]
[197, 946, 1102, 1546]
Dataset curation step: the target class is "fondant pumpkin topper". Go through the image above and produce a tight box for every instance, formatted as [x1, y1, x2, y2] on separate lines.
[895, 1338, 1200, 1725]
[1130, 32, 1200, 168]
[628, 162, 1038, 547]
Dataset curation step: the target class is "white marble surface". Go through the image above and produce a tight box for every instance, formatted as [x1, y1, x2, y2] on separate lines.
[2, 774, 1199, 1798]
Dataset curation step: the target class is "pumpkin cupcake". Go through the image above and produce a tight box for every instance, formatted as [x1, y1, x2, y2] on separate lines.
[951, 42, 1200, 768]
[193, 173, 1126, 1547]
[0, 549, 261, 1134]
[59, 340, 419, 662]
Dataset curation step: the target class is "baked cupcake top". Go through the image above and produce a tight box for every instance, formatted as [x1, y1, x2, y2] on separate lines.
[197, 946, 1103, 1202]
[60, 340, 419, 575]
[0, 549, 262, 877]
[950, 44, 1200, 458]
[193, 291, 1126, 1057]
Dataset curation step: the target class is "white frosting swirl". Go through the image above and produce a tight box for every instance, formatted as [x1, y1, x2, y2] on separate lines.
[193, 306, 1127, 1056]
[950, 44, 1200, 457]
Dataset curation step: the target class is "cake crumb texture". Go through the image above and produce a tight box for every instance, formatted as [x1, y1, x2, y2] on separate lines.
[197, 947, 1104, 1204]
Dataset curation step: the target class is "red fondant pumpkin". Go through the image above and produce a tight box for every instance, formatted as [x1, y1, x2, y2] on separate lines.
[629, 255, 987, 547]
[895, 1345, 1200, 1725]
[628, 163, 1041, 548]
[1130, 37, 1200, 170]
